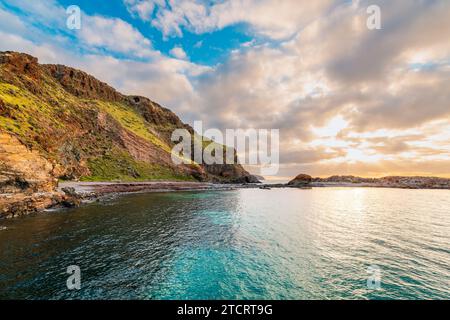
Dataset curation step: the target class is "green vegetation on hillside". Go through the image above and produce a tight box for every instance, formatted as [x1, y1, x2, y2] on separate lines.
[0, 52, 252, 184]
[0, 80, 193, 181]
[95, 100, 173, 153]
[0, 82, 48, 147]
[82, 148, 194, 182]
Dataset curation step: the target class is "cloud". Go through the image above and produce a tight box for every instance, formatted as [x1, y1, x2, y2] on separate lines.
[275, 158, 450, 179]
[280, 147, 346, 165]
[0, 6, 27, 34]
[1, 0, 66, 30]
[80, 15, 155, 58]
[124, 0, 164, 21]
[327, 0, 450, 84]
[169, 46, 188, 60]
[193, 40, 203, 48]
[0, 31, 61, 62]
[0, 0, 208, 121]
[1, 0, 157, 59]
[180, 0, 450, 177]
[77, 54, 209, 116]
[132, 0, 333, 39]
[1, 0, 450, 178]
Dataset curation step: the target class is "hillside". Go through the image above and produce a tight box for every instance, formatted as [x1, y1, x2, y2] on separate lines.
[0, 52, 258, 216]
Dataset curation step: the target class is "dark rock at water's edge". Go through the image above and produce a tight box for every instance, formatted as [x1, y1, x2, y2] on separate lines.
[0, 51, 259, 218]
[288, 174, 313, 186]
[288, 173, 450, 190]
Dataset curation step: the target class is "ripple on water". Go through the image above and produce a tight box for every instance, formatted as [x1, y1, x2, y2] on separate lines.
[0, 188, 449, 300]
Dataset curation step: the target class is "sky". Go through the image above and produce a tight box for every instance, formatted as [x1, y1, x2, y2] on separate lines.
[0, 0, 449, 179]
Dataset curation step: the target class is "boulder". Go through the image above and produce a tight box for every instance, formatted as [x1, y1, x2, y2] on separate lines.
[288, 174, 312, 186]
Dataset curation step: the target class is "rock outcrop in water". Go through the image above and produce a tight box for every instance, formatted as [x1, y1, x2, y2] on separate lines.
[288, 174, 312, 186]
[288, 174, 450, 189]
[0, 51, 258, 218]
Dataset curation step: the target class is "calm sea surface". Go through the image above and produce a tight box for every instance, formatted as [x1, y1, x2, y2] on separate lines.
[0, 188, 449, 300]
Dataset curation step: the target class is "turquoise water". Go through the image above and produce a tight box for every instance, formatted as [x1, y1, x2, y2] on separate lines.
[0, 188, 449, 300]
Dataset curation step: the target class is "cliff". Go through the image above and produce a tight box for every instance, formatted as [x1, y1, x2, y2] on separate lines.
[0, 51, 257, 217]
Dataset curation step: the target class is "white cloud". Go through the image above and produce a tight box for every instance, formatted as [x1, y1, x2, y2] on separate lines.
[0, 7, 27, 34]
[137, 0, 333, 39]
[0, 31, 60, 63]
[1, 0, 66, 29]
[80, 15, 155, 58]
[184, 0, 450, 177]
[194, 40, 203, 48]
[2, 0, 450, 178]
[2, 0, 157, 59]
[169, 46, 188, 60]
[124, 0, 165, 21]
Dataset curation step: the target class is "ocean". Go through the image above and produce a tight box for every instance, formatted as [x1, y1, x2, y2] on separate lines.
[0, 188, 449, 299]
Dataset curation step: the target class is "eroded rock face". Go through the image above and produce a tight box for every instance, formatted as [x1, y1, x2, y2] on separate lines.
[0, 52, 40, 80]
[45, 64, 123, 102]
[128, 96, 186, 128]
[0, 51, 259, 217]
[0, 51, 260, 218]
[0, 51, 43, 94]
[0, 193, 63, 219]
[0, 132, 57, 194]
[203, 164, 260, 183]
[0, 132, 63, 218]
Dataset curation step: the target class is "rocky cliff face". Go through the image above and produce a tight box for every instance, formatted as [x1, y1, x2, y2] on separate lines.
[0, 51, 258, 217]
[0, 132, 56, 193]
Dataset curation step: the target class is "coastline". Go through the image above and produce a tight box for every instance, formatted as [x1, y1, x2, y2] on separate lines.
[58, 181, 236, 196]
[57, 180, 450, 205]
[0, 181, 237, 219]
[2, 179, 450, 220]
[309, 181, 450, 189]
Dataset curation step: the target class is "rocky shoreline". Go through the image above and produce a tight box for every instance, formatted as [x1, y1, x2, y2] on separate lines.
[57, 181, 238, 199]
[0, 191, 75, 219]
[0, 181, 239, 219]
[0, 51, 259, 219]
[2, 176, 450, 219]
[287, 174, 450, 190]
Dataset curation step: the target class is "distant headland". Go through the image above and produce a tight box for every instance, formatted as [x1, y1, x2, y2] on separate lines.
[287, 174, 450, 189]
